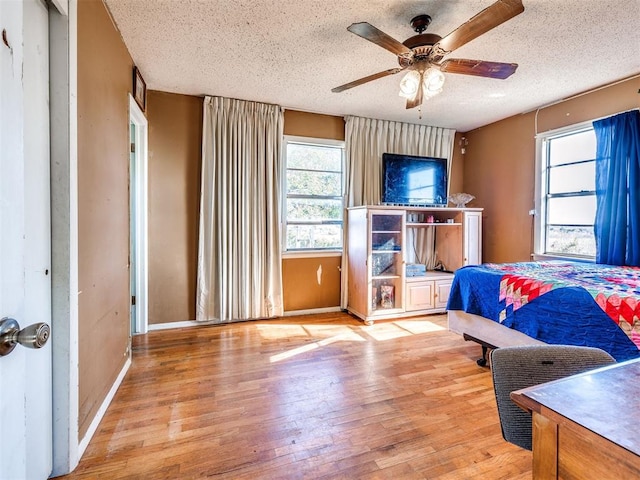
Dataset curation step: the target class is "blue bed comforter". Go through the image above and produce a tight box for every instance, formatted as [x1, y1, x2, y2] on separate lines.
[447, 262, 640, 362]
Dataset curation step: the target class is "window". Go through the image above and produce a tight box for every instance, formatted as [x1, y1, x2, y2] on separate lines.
[284, 136, 344, 251]
[536, 125, 596, 258]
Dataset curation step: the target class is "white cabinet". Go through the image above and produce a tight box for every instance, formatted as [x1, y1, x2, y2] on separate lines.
[406, 273, 453, 312]
[463, 210, 482, 266]
[347, 205, 482, 324]
[406, 278, 435, 311]
[347, 208, 405, 323]
[435, 277, 453, 309]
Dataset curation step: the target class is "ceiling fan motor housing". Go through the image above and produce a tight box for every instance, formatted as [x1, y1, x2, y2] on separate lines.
[402, 33, 443, 50]
[400, 15, 443, 67]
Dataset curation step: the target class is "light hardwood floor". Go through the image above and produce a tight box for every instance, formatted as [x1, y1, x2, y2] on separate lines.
[59, 312, 531, 479]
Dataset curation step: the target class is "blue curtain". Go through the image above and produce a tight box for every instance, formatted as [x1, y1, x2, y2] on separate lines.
[593, 110, 640, 265]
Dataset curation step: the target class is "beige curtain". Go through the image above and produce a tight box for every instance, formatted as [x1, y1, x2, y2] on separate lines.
[197, 96, 284, 322]
[341, 116, 456, 308]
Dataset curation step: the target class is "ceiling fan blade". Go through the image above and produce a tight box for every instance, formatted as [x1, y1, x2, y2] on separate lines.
[434, 0, 524, 54]
[406, 74, 424, 109]
[332, 67, 404, 93]
[347, 22, 413, 56]
[439, 58, 518, 79]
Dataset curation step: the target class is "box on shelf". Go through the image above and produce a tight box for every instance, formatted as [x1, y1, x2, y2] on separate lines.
[406, 263, 426, 277]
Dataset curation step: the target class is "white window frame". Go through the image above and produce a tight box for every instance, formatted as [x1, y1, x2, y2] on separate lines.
[533, 120, 596, 262]
[282, 135, 345, 256]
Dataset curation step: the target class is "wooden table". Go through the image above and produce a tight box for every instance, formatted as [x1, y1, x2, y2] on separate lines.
[511, 358, 640, 479]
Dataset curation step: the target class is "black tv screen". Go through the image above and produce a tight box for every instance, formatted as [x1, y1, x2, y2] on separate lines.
[382, 153, 448, 206]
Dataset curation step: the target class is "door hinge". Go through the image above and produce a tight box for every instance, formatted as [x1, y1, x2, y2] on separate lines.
[130, 142, 135, 153]
[131, 295, 136, 306]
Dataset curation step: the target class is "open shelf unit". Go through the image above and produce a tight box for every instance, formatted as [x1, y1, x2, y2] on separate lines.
[346, 205, 482, 325]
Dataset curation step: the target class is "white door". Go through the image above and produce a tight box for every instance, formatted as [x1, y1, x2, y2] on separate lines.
[0, 1, 53, 479]
[129, 96, 149, 335]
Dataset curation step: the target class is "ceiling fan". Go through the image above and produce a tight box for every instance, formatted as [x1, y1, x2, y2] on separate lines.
[332, 0, 524, 109]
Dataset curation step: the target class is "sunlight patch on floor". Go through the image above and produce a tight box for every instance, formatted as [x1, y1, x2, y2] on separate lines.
[256, 324, 308, 340]
[269, 330, 365, 363]
[303, 324, 355, 338]
[264, 317, 447, 362]
[394, 320, 447, 335]
[363, 322, 413, 341]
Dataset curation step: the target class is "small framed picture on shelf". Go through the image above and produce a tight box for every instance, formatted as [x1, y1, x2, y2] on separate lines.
[133, 66, 146, 111]
[380, 285, 395, 309]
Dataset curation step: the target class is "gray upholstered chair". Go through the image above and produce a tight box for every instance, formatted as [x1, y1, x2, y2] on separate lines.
[490, 345, 615, 450]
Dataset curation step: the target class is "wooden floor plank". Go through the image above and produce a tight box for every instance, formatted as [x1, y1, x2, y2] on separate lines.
[58, 312, 531, 479]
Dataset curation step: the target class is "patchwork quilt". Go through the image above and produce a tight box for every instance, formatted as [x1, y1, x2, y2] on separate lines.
[447, 261, 640, 362]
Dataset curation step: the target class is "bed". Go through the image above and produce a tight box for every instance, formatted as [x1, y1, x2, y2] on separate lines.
[447, 261, 640, 364]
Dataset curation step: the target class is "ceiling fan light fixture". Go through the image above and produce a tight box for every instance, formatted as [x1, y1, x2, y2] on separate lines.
[422, 68, 445, 98]
[398, 70, 420, 98]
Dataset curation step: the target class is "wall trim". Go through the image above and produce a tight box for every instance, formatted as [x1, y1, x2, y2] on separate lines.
[284, 306, 342, 316]
[282, 251, 342, 259]
[146, 308, 344, 331]
[148, 319, 202, 331]
[77, 357, 131, 458]
[129, 94, 149, 335]
[50, 1, 80, 475]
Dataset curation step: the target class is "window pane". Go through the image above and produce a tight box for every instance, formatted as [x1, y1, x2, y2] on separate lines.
[286, 224, 342, 250]
[284, 138, 344, 252]
[548, 161, 595, 194]
[287, 143, 342, 171]
[287, 170, 341, 196]
[547, 195, 595, 225]
[287, 198, 342, 222]
[546, 226, 596, 257]
[548, 129, 596, 166]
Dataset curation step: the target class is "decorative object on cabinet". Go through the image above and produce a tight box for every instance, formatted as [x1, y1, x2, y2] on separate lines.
[380, 285, 395, 308]
[448, 193, 475, 208]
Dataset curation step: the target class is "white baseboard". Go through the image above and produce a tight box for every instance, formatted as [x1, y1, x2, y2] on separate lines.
[146, 308, 343, 331]
[78, 356, 131, 457]
[148, 319, 206, 331]
[283, 306, 342, 316]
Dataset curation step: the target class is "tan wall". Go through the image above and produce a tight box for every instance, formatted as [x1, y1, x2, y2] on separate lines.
[77, 0, 133, 438]
[147, 91, 202, 324]
[282, 256, 342, 311]
[450, 132, 465, 196]
[145, 105, 467, 315]
[144, 106, 346, 317]
[283, 111, 345, 309]
[463, 76, 640, 263]
[284, 110, 345, 140]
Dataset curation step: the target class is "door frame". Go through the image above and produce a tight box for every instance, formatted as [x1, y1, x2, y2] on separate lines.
[49, 0, 81, 475]
[129, 94, 149, 334]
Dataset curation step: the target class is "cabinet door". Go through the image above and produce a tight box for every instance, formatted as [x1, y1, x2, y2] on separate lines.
[370, 211, 404, 313]
[434, 279, 452, 309]
[405, 281, 434, 311]
[463, 211, 482, 265]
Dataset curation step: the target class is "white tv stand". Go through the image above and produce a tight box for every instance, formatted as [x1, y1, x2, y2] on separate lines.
[346, 205, 482, 325]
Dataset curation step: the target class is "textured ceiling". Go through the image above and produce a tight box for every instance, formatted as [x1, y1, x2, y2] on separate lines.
[104, 0, 640, 132]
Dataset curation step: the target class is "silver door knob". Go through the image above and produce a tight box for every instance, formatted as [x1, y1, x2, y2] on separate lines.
[0, 317, 50, 357]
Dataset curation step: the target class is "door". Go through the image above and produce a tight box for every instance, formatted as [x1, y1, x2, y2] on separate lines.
[129, 121, 137, 333]
[463, 211, 483, 266]
[129, 95, 149, 334]
[0, 1, 53, 478]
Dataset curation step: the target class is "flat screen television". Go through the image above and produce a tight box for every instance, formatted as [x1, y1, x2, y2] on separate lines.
[381, 153, 448, 206]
